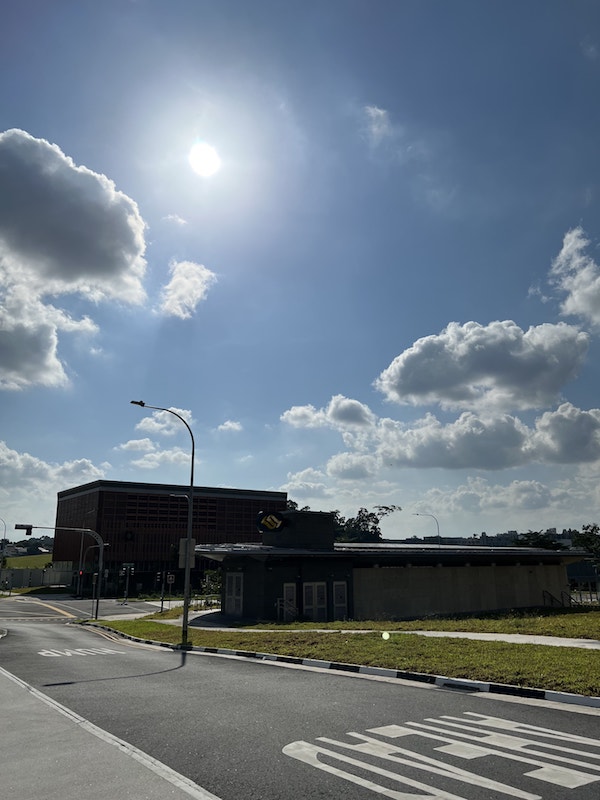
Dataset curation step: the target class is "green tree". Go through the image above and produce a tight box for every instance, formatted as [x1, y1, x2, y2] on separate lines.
[335, 504, 402, 543]
[514, 531, 565, 550]
[572, 523, 600, 562]
[286, 499, 312, 512]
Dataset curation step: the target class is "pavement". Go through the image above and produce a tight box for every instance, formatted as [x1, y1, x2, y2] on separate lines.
[2, 606, 600, 799]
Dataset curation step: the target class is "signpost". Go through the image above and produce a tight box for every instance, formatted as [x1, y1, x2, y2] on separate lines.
[121, 563, 134, 605]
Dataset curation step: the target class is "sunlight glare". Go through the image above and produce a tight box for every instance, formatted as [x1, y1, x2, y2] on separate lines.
[188, 141, 222, 177]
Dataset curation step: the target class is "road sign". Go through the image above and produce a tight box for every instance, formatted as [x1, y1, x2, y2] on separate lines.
[167, 573, 175, 584]
[178, 538, 196, 569]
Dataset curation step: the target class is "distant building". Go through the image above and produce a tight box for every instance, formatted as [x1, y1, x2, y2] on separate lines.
[52, 480, 287, 593]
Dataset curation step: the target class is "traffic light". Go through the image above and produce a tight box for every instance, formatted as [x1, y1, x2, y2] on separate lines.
[156, 572, 162, 582]
[15, 524, 33, 536]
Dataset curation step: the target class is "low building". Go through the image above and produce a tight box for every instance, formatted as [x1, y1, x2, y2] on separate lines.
[196, 510, 585, 621]
[53, 480, 287, 593]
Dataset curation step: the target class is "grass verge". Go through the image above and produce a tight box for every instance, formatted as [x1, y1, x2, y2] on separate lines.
[99, 616, 600, 697]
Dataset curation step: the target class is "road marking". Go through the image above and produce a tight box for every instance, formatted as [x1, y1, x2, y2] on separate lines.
[0, 666, 222, 799]
[12, 597, 75, 617]
[38, 647, 127, 657]
[284, 712, 600, 798]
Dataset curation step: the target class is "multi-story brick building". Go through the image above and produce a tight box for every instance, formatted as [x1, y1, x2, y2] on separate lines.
[53, 480, 287, 593]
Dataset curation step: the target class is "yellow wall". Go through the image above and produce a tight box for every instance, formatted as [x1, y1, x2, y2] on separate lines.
[353, 564, 569, 619]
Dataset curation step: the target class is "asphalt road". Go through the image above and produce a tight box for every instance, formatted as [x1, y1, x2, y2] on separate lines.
[2, 599, 600, 799]
[0, 593, 160, 621]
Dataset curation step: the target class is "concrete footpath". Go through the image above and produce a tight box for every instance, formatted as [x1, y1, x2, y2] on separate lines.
[0, 662, 219, 800]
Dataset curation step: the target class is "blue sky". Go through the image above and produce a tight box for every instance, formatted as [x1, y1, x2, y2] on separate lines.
[3, 0, 600, 541]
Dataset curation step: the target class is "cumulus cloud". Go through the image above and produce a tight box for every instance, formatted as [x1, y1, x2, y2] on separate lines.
[0, 128, 147, 390]
[281, 394, 374, 429]
[529, 403, 600, 463]
[159, 260, 217, 319]
[0, 439, 105, 524]
[550, 227, 600, 328]
[282, 393, 600, 471]
[280, 467, 331, 499]
[326, 452, 378, 480]
[133, 407, 194, 437]
[376, 412, 530, 470]
[130, 447, 191, 470]
[114, 439, 156, 452]
[374, 320, 588, 412]
[217, 420, 243, 433]
[421, 476, 573, 516]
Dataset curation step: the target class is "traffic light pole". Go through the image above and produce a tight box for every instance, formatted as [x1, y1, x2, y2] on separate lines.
[15, 524, 107, 619]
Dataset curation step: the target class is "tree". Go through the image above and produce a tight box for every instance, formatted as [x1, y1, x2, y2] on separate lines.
[514, 531, 565, 550]
[335, 504, 402, 543]
[572, 523, 600, 563]
[286, 500, 311, 512]
[285, 500, 402, 543]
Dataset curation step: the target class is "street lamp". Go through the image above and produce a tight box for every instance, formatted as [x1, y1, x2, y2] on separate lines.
[131, 400, 195, 649]
[412, 512, 441, 547]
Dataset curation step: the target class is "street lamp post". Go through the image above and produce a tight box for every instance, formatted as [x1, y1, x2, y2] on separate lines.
[412, 512, 441, 547]
[131, 400, 195, 649]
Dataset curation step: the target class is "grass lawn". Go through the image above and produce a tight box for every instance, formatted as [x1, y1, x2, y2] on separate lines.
[99, 608, 600, 698]
[3, 554, 51, 569]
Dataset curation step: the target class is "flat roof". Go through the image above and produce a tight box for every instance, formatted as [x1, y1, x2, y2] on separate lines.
[57, 479, 287, 501]
[195, 541, 587, 564]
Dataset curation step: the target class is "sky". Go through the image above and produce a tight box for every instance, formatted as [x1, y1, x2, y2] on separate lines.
[3, 0, 600, 542]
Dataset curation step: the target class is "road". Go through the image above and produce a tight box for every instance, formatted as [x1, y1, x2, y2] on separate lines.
[2, 596, 600, 799]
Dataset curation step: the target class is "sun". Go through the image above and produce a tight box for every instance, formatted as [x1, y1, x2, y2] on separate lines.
[188, 141, 221, 177]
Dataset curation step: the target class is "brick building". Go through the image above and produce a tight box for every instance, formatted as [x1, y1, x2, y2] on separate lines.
[53, 480, 287, 593]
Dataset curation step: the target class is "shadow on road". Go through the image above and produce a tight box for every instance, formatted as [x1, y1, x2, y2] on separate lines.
[43, 647, 190, 687]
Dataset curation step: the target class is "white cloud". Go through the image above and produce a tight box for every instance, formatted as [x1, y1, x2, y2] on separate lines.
[0, 440, 105, 529]
[529, 403, 600, 464]
[327, 452, 378, 480]
[159, 260, 217, 319]
[130, 447, 192, 470]
[163, 214, 188, 226]
[420, 476, 574, 516]
[280, 404, 327, 429]
[282, 392, 600, 471]
[327, 394, 376, 427]
[281, 394, 374, 430]
[376, 412, 530, 470]
[379, 405, 600, 470]
[550, 227, 600, 328]
[134, 407, 194, 437]
[364, 105, 393, 146]
[0, 128, 147, 390]
[374, 320, 588, 412]
[280, 467, 331, 500]
[114, 439, 156, 452]
[217, 420, 243, 433]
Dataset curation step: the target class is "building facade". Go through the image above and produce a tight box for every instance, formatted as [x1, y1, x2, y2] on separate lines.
[197, 510, 584, 622]
[53, 480, 287, 594]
